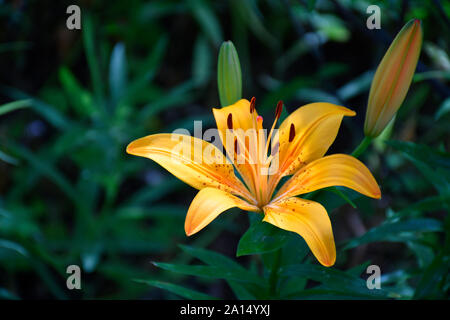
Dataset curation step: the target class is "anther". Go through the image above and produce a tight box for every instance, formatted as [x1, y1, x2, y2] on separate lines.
[289, 123, 295, 142]
[227, 113, 233, 129]
[250, 97, 256, 113]
[275, 101, 283, 119]
[234, 138, 240, 155]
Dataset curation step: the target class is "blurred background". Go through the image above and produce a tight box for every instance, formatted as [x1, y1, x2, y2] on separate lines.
[0, 0, 449, 299]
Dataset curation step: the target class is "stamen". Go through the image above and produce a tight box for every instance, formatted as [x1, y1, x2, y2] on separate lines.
[264, 101, 283, 160]
[289, 123, 295, 142]
[256, 116, 263, 131]
[250, 97, 256, 113]
[234, 138, 240, 155]
[275, 101, 283, 119]
[271, 142, 279, 155]
[227, 113, 233, 129]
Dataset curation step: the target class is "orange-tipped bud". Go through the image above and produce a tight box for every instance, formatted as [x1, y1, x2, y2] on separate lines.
[364, 19, 423, 138]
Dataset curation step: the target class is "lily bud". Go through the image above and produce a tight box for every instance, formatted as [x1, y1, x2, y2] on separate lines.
[364, 19, 423, 138]
[217, 41, 242, 107]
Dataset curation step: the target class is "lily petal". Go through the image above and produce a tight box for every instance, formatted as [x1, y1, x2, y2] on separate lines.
[263, 197, 336, 267]
[274, 102, 355, 178]
[213, 99, 259, 192]
[213, 99, 256, 135]
[185, 187, 259, 236]
[126, 133, 253, 201]
[275, 154, 381, 200]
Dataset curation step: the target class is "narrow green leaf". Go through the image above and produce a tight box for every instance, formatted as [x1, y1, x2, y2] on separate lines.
[192, 35, 212, 86]
[152, 262, 262, 284]
[435, 97, 450, 120]
[344, 218, 443, 250]
[0, 99, 30, 116]
[180, 245, 244, 270]
[109, 42, 127, 104]
[387, 140, 450, 197]
[3, 87, 70, 129]
[0, 239, 29, 258]
[414, 253, 450, 299]
[387, 140, 450, 170]
[59, 67, 95, 117]
[0, 149, 19, 165]
[188, 0, 223, 46]
[0, 287, 20, 300]
[135, 279, 218, 300]
[82, 13, 105, 107]
[328, 187, 357, 208]
[237, 217, 290, 256]
[280, 264, 389, 298]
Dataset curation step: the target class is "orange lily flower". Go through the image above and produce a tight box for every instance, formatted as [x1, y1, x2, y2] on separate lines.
[127, 98, 381, 266]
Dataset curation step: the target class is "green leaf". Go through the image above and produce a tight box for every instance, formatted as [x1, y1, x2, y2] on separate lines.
[5, 143, 78, 204]
[328, 187, 357, 208]
[387, 140, 450, 170]
[337, 71, 374, 101]
[0, 287, 20, 300]
[414, 253, 450, 299]
[179, 245, 260, 299]
[82, 13, 105, 107]
[59, 67, 95, 117]
[3, 87, 70, 129]
[407, 241, 435, 268]
[135, 279, 218, 300]
[398, 195, 450, 216]
[122, 36, 168, 105]
[0, 239, 29, 258]
[435, 97, 450, 120]
[109, 42, 127, 104]
[180, 245, 245, 270]
[344, 218, 443, 250]
[152, 261, 262, 284]
[0, 149, 19, 165]
[387, 140, 450, 197]
[280, 264, 389, 298]
[0, 99, 30, 116]
[237, 217, 290, 256]
[192, 35, 212, 86]
[188, 0, 223, 46]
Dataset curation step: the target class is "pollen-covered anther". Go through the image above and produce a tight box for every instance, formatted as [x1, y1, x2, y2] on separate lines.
[227, 113, 233, 130]
[234, 138, 240, 155]
[275, 101, 283, 119]
[289, 123, 295, 142]
[250, 97, 256, 113]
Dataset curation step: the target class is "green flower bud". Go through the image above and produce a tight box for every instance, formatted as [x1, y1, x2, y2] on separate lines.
[217, 41, 242, 107]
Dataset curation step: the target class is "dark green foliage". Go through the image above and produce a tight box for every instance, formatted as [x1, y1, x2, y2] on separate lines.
[0, 0, 448, 299]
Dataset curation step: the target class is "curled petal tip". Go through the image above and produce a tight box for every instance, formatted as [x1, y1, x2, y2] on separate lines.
[321, 257, 336, 267]
[126, 141, 136, 155]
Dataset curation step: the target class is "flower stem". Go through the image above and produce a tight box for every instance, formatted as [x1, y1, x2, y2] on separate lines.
[268, 249, 282, 297]
[351, 136, 373, 158]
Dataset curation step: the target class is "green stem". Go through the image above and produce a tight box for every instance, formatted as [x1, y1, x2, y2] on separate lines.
[268, 249, 282, 297]
[351, 136, 373, 158]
